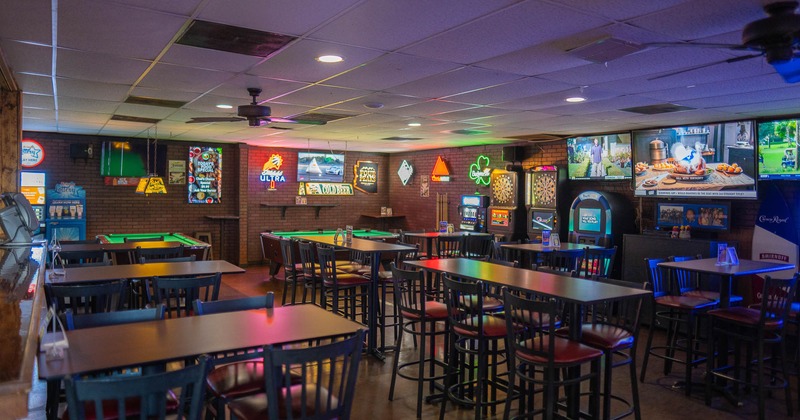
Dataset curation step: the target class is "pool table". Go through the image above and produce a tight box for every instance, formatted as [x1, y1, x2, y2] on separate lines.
[97, 232, 211, 263]
[260, 229, 398, 277]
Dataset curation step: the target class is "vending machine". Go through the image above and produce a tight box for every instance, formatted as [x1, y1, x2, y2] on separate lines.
[524, 166, 566, 242]
[458, 194, 489, 232]
[19, 171, 46, 232]
[487, 166, 528, 241]
[45, 182, 87, 242]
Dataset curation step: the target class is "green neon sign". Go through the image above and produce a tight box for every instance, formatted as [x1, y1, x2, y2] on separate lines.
[468, 154, 491, 186]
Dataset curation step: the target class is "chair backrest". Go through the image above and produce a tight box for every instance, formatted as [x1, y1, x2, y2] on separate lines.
[124, 236, 165, 243]
[538, 250, 579, 273]
[297, 241, 319, 281]
[279, 238, 300, 277]
[263, 330, 365, 420]
[60, 238, 101, 245]
[487, 257, 519, 268]
[140, 254, 196, 264]
[436, 236, 463, 258]
[644, 257, 669, 297]
[575, 246, 617, 280]
[503, 288, 559, 366]
[756, 274, 799, 328]
[585, 279, 649, 340]
[152, 273, 221, 318]
[65, 305, 165, 330]
[136, 245, 185, 262]
[464, 235, 493, 259]
[316, 245, 339, 285]
[65, 355, 209, 420]
[393, 242, 419, 268]
[442, 274, 487, 337]
[193, 292, 275, 315]
[45, 280, 129, 315]
[57, 250, 110, 267]
[390, 263, 428, 320]
[669, 255, 701, 294]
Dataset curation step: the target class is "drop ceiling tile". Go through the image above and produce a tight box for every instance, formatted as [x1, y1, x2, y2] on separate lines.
[324, 113, 401, 127]
[386, 100, 478, 117]
[555, 0, 690, 21]
[310, 0, 518, 50]
[325, 53, 460, 91]
[54, 122, 102, 134]
[461, 110, 558, 125]
[113, 0, 203, 16]
[197, 0, 362, 36]
[56, 49, 152, 85]
[22, 120, 58, 132]
[540, 95, 659, 116]
[16, 74, 54, 96]
[386, 67, 522, 99]
[138, 63, 235, 93]
[641, 73, 787, 102]
[1, 40, 51, 76]
[679, 85, 800, 108]
[209, 77, 309, 100]
[400, 1, 611, 64]
[115, 103, 179, 119]
[626, 0, 761, 41]
[494, 87, 618, 111]
[58, 110, 114, 124]
[444, 77, 575, 105]
[274, 85, 369, 108]
[58, 78, 131, 101]
[334, 93, 426, 113]
[22, 94, 54, 110]
[160, 44, 264, 73]
[58, 96, 119, 114]
[23, 108, 55, 120]
[434, 107, 519, 122]
[58, 1, 188, 59]
[0, 0, 52, 44]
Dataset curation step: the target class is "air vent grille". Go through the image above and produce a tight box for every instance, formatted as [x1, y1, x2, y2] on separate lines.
[567, 37, 644, 63]
[291, 112, 353, 123]
[125, 96, 186, 108]
[450, 129, 490, 135]
[177, 20, 296, 58]
[110, 115, 161, 124]
[382, 136, 423, 141]
[504, 133, 566, 142]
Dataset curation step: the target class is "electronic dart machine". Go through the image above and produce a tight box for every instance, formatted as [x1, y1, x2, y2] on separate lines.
[525, 166, 566, 242]
[488, 166, 528, 241]
[459, 194, 489, 232]
[567, 190, 634, 248]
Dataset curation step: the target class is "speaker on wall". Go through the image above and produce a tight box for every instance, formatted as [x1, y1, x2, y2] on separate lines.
[502, 146, 525, 162]
[69, 143, 93, 159]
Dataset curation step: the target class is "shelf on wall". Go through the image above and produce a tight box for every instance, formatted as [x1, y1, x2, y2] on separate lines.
[260, 203, 338, 219]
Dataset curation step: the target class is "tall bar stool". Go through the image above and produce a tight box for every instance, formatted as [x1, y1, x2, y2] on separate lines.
[639, 258, 717, 396]
[671, 255, 743, 305]
[705, 274, 798, 419]
[388, 263, 450, 418]
[574, 246, 617, 280]
[377, 242, 419, 351]
[439, 275, 515, 420]
[317, 244, 372, 322]
[297, 241, 323, 306]
[278, 238, 303, 305]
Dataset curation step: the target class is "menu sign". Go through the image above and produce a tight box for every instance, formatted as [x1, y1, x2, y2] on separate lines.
[354, 161, 378, 193]
[188, 146, 222, 204]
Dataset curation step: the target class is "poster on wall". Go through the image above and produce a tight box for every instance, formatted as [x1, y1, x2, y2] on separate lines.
[21, 139, 45, 168]
[169, 160, 186, 184]
[420, 175, 429, 197]
[354, 161, 378, 193]
[188, 146, 222, 204]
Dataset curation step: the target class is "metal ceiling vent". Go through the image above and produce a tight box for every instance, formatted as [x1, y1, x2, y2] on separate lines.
[505, 133, 566, 142]
[566, 36, 645, 63]
[450, 129, 490, 135]
[620, 103, 695, 115]
[382, 136, 423, 141]
[176, 20, 296, 57]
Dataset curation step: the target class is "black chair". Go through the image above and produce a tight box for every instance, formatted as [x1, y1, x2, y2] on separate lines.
[297, 241, 323, 306]
[193, 293, 276, 420]
[65, 305, 165, 330]
[705, 274, 799, 419]
[574, 246, 617, 280]
[436, 236, 463, 259]
[59, 238, 101, 245]
[227, 330, 365, 420]
[464, 235, 493, 260]
[152, 273, 222, 317]
[56, 250, 110, 267]
[388, 263, 449, 418]
[536, 250, 579, 273]
[502, 289, 602, 420]
[316, 245, 371, 323]
[64, 355, 209, 420]
[140, 254, 196, 264]
[375, 242, 419, 351]
[279, 238, 303, 305]
[124, 236, 165, 243]
[136, 244, 185, 262]
[44, 280, 129, 315]
[671, 255, 743, 305]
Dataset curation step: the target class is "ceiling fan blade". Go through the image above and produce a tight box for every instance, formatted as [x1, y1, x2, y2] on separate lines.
[267, 117, 327, 125]
[647, 53, 763, 81]
[772, 57, 800, 83]
[186, 117, 246, 124]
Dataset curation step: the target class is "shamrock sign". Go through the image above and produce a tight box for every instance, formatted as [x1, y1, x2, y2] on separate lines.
[469, 155, 492, 186]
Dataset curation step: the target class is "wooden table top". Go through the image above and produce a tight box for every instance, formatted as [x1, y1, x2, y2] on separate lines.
[404, 258, 649, 305]
[295, 235, 416, 253]
[501, 242, 605, 253]
[46, 260, 245, 284]
[402, 231, 491, 238]
[657, 258, 796, 276]
[38, 304, 363, 380]
[59, 241, 185, 253]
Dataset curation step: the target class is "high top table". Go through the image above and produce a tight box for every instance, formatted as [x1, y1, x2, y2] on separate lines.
[402, 231, 491, 258]
[46, 259, 245, 284]
[500, 241, 605, 268]
[38, 304, 363, 420]
[657, 258, 795, 308]
[295, 235, 416, 360]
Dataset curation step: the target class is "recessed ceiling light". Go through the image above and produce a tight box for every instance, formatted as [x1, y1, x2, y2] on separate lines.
[216, 104, 233, 109]
[317, 55, 343, 63]
[363, 102, 384, 109]
[408, 122, 421, 127]
[565, 96, 586, 103]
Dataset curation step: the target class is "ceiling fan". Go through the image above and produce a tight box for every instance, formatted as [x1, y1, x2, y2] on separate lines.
[647, 1, 800, 82]
[185, 88, 326, 128]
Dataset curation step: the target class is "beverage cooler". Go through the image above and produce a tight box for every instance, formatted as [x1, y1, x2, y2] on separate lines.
[45, 182, 87, 242]
[458, 194, 489, 232]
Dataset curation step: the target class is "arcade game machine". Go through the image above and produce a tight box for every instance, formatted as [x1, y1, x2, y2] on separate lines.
[488, 166, 527, 241]
[567, 190, 634, 248]
[458, 194, 489, 232]
[524, 165, 567, 242]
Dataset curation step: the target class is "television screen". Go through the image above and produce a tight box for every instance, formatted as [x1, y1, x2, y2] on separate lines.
[100, 141, 167, 177]
[632, 121, 757, 199]
[531, 210, 556, 231]
[577, 207, 602, 232]
[757, 117, 800, 179]
[297, 152, 345, 182]
[188, 146, 222, 204]
[567, 133, 631, 180]
[655, 201, 730, 231]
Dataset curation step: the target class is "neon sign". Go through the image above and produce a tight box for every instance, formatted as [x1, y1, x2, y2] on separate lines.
[397, 160, 414, 185]
[354, 161, 378, 193]
[260, 153, 286, 191]
[431, 156, 451, 182]
[468, 154, 492, 186]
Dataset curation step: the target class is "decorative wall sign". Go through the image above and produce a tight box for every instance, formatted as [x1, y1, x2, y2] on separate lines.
[468, 154, 492, 186]
[260, 153, 287, 191]
[168, 160, 186, 184]
[298, 182, 354, 196]
[398, 160, 414, 185]
[354, 160, 378, 193]
[104, 177, 140, 186]
[431, 156, 451, 182]
[420, 175, 430, 197]
[21, 139, 45, 168]
[188, 146, 222, 204]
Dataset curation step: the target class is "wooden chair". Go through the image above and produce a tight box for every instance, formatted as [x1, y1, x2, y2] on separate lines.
[464, 235, 493, 259]
[64, 355, 209, 420]
[574, 246, 617, 280]
[227, 330, 365, 420]
[316, 245, 371, 323]
[44, 280, 128, 315]
[152, 273, 221, 317]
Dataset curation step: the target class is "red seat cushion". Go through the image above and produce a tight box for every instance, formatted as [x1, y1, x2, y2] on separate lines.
[453, 315, 512, 338]
[227, 385, 337, 419]
[463, 295, 504, 311]
[709, 307, 784, 330]
[683, 290, 743, 303]
[62, 394, 179, 420]
[748, 301, 800, 318]
[655, 295, 716, 310]
[207, 360, 264, 399]
[336, 261, 367, 273]
[516, 336, 603, 366]
[557, 324, 633, 351]
[324, 273, 371, 287]
[400, 300, 449, 320]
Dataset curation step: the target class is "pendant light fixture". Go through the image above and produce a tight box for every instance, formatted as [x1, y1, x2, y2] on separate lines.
[135, 126, 167, 195]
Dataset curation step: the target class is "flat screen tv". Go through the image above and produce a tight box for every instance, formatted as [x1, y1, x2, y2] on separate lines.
[632, 120, 757, 199]
[655, 201, 730, 231]
[566, 132, 631, 180]
[100, 141, 167, 177]
[757, 117, 800, 180]
[297, 152, 345, 182]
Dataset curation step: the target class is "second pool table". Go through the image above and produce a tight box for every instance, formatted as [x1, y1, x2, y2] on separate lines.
[97, 232, 211, 263]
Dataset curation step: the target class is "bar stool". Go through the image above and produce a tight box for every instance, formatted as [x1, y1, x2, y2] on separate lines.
[574, 246, 617, 280]
[377, 242, 420, 351]
[705, 274, 798, 419]
[317, 244, 372, 322]
[671, 255, 743, 305]
[388, 263, 450, 418]
[436, 236, 464, 258]
[639, 258, 717, 396]
[278, 238, 303, 305]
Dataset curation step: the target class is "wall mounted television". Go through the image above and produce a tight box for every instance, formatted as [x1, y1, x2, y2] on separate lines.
[757, 117, 800, 180]
[655, 201, 730, 231]
[632, 120, 757, 199]
[297, 152, 345, 182]
[566, 132, 631, 180]
[100, 141, 167, 177]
